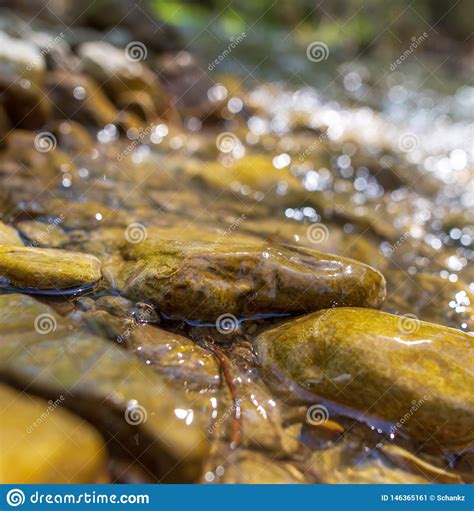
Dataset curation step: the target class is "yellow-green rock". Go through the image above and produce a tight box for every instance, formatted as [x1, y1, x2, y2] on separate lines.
[255, 308, 474, 451]
[0, 246, 102, 289]
[109, 240, 386, 320]
[0, 294, 209, 482]
[0, 221, 23, 246]
[0, 384, 107, 483]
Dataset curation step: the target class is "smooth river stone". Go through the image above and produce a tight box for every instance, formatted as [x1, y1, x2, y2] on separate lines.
[0, 221, 23, 246]
[255, 308, 474, 451]
[0, 294, 209, 482]
[0, 384, 107, 483]
[0, 246, 102, 290]
[127, 324, 221, 390]
[108, 240, 386, 321]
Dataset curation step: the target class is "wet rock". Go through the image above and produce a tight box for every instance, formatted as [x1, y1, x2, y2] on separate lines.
[27, 30, 80, 72]
[157, 51, 220, 120]
[1, 130, 77, 190]
[16, 220, 68, 247]
[95, 295, 135, 318]
[0, 384, 107, 483]
[44, 70, 120, 128]
[0, 104, 10, 145]
[108, 241, 386, 320]
[0, 246, 102, 290]
[306, 443, 439, 484]
[202, 447, 307, 484]
[188, 155, 301, 202]
[0, 31, 50, 128]
[0, 294, 209, 482]
[255, 307, 474, 451]
[379, 444, 463, 484]
[383, 270, 474, 331]
[241, 218, 386, 271]
[0, 221, 23, 246]
[35, 198, 131, 229]
[79, 41, 165, 120]
[53, 120, 95, 154]
[127, 325, 220, 391]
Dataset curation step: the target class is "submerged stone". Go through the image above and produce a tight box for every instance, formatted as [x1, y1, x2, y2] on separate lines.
[126, 324, 221, 390]
[0, 246, 102, 290]
[0, 294, 209, 482]
[255, 307, 474, 451]
[305, 443, 446, 484]
[108, 240, 386, 320]
[0, 221, 23, 246]
[0, 384, 107, 483]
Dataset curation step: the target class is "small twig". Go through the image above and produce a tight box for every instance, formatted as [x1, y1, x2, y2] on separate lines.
[204, 337, 242, 449]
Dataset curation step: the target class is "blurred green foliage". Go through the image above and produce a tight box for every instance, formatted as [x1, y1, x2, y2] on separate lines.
[152, 0, 471, 50]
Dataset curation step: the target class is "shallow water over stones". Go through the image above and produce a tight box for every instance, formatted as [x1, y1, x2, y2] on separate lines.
[0, 16, 473, 483]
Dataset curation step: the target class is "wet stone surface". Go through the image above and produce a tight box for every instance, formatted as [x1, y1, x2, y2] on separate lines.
[0, 6, 472, 484]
